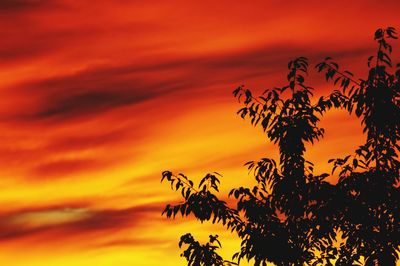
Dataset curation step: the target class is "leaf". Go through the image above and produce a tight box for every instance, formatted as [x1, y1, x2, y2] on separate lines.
[161, 171, 173, 182]
[375, 28, 383, 39]
[353, 159, 358, 168]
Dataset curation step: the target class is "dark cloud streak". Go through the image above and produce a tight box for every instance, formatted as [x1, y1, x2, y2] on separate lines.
[0, 0, 52, 11]
[0, 204, 162, 243]
[8, 43, 371, 122]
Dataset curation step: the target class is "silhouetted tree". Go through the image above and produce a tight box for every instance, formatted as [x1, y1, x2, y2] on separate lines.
[161, 59, 339, 265]
[162, 27, 399, 266]
[316, 27, 400, 265]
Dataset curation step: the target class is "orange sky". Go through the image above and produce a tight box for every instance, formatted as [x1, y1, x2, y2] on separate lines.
[0, 1, 399, 265]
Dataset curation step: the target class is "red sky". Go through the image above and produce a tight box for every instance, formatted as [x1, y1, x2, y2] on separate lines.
[0, 1, 399, 265]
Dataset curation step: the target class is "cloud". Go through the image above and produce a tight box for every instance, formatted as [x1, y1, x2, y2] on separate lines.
[10, 64, 188, 122]
[0, 203, 163, 245]
[5, 42, 371, 123]
[0, 40, 373, 184]
[44, 129, 130, 152]
[32, 158, 106, 177]
[0, 0, 50, 11]
[35, 90, 151, 120]
[95, 237, 169, 248]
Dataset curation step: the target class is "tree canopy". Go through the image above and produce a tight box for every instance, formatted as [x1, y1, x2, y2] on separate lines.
[161, 27, 400, 266]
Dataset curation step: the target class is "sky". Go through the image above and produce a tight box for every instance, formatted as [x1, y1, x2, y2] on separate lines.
[0, 1, 399, 265]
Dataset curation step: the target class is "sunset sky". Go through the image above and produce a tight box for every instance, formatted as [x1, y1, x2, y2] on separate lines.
[0, 1, 399, 265]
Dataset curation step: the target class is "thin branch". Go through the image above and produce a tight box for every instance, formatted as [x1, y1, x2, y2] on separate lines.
[325, 63, 361, 86]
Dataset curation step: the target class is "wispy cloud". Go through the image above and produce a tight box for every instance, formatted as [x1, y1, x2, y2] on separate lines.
[0, 203, 162, 245]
